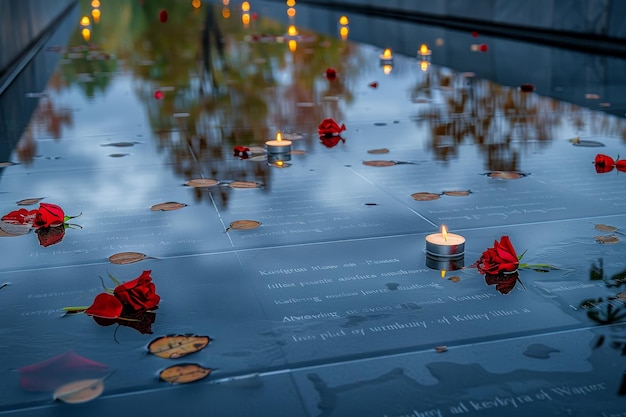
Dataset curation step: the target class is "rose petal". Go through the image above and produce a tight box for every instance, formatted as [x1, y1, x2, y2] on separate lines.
[85, 293, 123, 319]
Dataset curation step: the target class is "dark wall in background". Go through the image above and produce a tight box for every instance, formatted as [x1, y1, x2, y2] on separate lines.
[0, 0, 76, 81]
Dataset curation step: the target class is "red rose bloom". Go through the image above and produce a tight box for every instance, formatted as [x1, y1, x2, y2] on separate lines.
[325, 68, 337, 81]
[85, 271, 160, 319]
[34, 203, 65, 228]
[594, 154, 615, 173]
[114, 270, 160, 311]
[475, 236, 519, 274]
[318, 118, 346, 137]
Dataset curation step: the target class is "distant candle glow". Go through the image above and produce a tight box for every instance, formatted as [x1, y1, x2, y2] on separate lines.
[81, 28, 91, 42]
[339, 26, 349, 40]
[287, 25, 298, 36]
[339, 15, 349, 25]
[80, 16, 90, 26]
[288, 39, 297, 52]
[222, 7, 230, 18]
[418, 44, 431, 56]
[242, 1, 250, 12]
[222, 0, 229, 5]
[287, 7, 296, 17]
[286, 0, 296, 7]
[381, 48, 392, 60]
[192, 0, 202, 8]
[91, 8, 101, 23]
[91, 0, 100, 7]
[242, 12, 250, 25]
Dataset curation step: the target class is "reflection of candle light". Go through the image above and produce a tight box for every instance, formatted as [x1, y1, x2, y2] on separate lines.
[339, 26, 349, 40]
[287, 7, 296, 17]
[81, 28, 91, 42]
[222, 7, 230, 18]
[418, 43, 432, 56]
[242, 12, 250, 26]
[339, 15, 349, 25]
[419, 60, 430, 72]
[91, 0, 100, 7]
[425, 225, 465, 257]
[192, 0, 202, 8]
[222, 0, 229, 5]
[266, 132, 292, 154]
[80, 16, 91, 26]
[91, 8, 101, 23]
[242, 1, 250, 12]
[288, 39, 297, 52]
[382, 64, 393, 75]
[441, 270, 446, 279]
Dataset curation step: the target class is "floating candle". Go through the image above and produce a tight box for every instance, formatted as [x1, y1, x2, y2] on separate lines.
[425, 225, 465, 257]
[266, 132, 292, 154]
[417, 44, 432, 56]
[380, 48, 393, 62]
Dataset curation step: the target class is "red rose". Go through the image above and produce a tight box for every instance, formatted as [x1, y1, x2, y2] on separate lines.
[617, 159, 626, 173]
[325, 68, 337, 81]
[1, 208, 37, 225]
[318, 118, 346, 137]
[474, 236, 519, 274]
[114, 270, 160, 311]
[594, 154, 615, 173]
[35, 225, 66, 247]
[85, 293, 124, 319]
[34, 203, 65, 228]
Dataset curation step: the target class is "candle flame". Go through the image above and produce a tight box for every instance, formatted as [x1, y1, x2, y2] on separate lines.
[441, 225, 448, 242]
[382, 48, 392, 59]
[441, 270, 446, 279]
[419, 44, 430, 55]
[275, 160, 284, 167]
[276, 132, 283, 143]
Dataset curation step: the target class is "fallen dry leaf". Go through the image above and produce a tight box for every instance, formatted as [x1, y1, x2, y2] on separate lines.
[411, 192, 441, 201]
[108, 252, 149, 265]
[594, 235, 620, 244]
[185, 178, 219, 188]
[226, 220, 261, 232]
[363, 160, 396, 167]
[150, 202, 187, 211]
[367, 148, 390, 154]
[148, 335, 211, 359]
[159, 364, 211, 384]
[229, 181, 261, 189]
[16, 197, 45, 206]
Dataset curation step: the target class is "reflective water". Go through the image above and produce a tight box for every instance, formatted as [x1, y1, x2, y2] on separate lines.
[1, 1, 625, 415]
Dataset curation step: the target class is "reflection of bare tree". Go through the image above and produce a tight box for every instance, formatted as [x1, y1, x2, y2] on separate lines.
[16, 96, 73, 165]
[412, 66, 626, 169]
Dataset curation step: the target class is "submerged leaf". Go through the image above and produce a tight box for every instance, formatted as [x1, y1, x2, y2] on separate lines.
[148, 335, 211, 359]
[367, 148, 390, 154]
[100, 142, 140, 147]
[594, 235, 620, 244]
[150, 202, 187, 211]
[411, 192, 441, 201]
[159, 364, 211, 384]
[185, 178, 219, 188]
[53, 378, 104, 403]
[363, 160, 396, 167]
[487, 171, 527, 180]
[226, 220, 261, 232]
[595, 224, 619, 232]
[17, 197, 45, 206]
[108, 252, 148, 265]
[442, 190, 471, 197]
[229, 181, 260, 189]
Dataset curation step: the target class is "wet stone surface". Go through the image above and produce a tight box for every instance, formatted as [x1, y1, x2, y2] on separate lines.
[0, 0, 625, 416]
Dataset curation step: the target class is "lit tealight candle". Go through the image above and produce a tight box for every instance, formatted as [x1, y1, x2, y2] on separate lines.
[379, 48, 393, 63]
[266, 132, 292, 154]
[425, 225, 465, 258]
[417, 43, 432, 56]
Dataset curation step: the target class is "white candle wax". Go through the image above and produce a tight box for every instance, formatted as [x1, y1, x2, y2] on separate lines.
[425, 232, 465, 257]
[266, 133, 292, 154]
